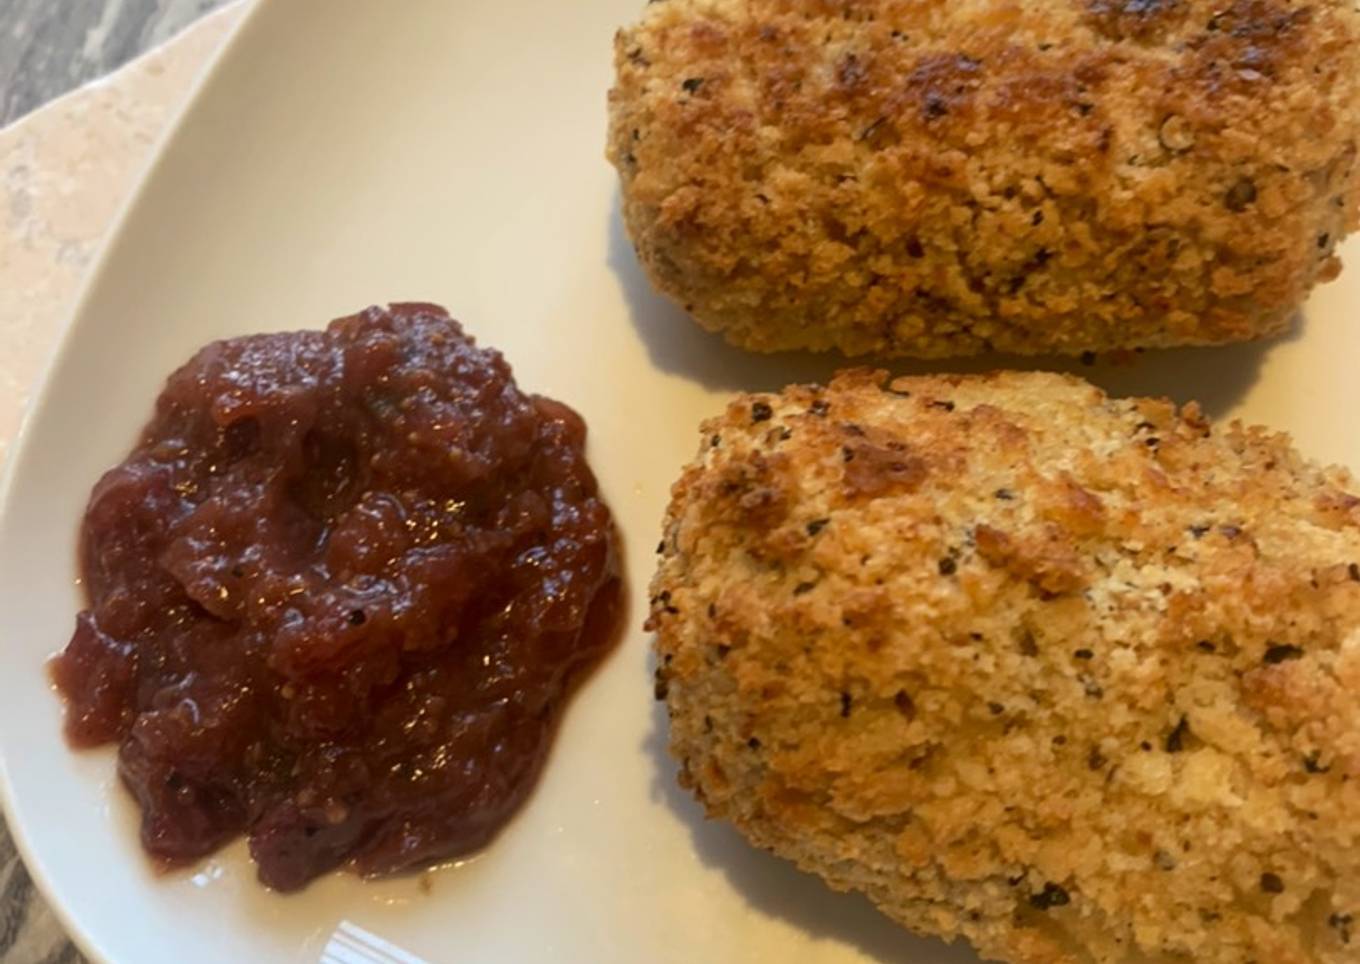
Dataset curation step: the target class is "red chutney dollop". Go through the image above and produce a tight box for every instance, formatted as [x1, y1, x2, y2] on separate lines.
[52, 303, 621, 892]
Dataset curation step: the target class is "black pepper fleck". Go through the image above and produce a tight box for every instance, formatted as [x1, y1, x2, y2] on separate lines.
[681, 77, 704, 94]
[793, 581, 816, 596]
[751, 401, 773, 423]
[1263, 644, 1304, 665]
[1304, 751, 1331, 774]
[348, 609, 367, 626]
[840, 692, 852, 717]
[1349, 562, 1360, 582]
[938, 557, 958, 576]
[1225, 178, 1257, 212]
[809, 400, 830, 417]
[1165, 717, 1190, 754]
[1073, 648, 1094, 660]
[1029, 882, 1071, 910]
[807, 518, 830, 536]
[995, 488, 1015, 501]
[1260, 872, 1284, 894]
[1329, 913, 1353, 944]
[747, 737, 762, 750]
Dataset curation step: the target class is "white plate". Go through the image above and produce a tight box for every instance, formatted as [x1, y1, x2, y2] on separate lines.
[1, 1, 1357, 962]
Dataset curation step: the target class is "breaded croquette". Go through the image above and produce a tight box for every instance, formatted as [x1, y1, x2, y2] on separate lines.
[649, 369, 1360, 963]
[609, 1, 1360, 357]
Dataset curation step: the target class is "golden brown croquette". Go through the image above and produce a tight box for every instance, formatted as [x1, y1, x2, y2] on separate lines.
[609, 0, 1360, 357]
[649, 369, 1360, 963]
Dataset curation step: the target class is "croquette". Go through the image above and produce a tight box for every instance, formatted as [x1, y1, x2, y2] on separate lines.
[608, 0, 1360, 358]
[648, 369, 1360, 963]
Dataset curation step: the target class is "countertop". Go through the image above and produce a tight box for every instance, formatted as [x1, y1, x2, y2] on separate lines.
[0, 0, 236, 128]
[0, 4, 244, 960]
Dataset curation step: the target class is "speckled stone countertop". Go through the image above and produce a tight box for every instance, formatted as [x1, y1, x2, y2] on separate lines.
[0, 4, 244, 959]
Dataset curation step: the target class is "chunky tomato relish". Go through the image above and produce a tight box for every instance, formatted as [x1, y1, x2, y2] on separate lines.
[53, 303, 620, 891]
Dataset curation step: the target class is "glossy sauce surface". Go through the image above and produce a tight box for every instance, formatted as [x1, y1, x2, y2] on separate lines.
[52, 304, 620, 891]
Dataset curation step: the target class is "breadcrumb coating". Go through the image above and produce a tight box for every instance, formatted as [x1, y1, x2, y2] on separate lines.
[608, 0, 1360, 357]
[649, 370, 1360, 963]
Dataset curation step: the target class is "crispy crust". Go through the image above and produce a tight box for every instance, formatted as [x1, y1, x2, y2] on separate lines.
[608, 0, 1360, 357]
[649, 370, 1360, 963]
